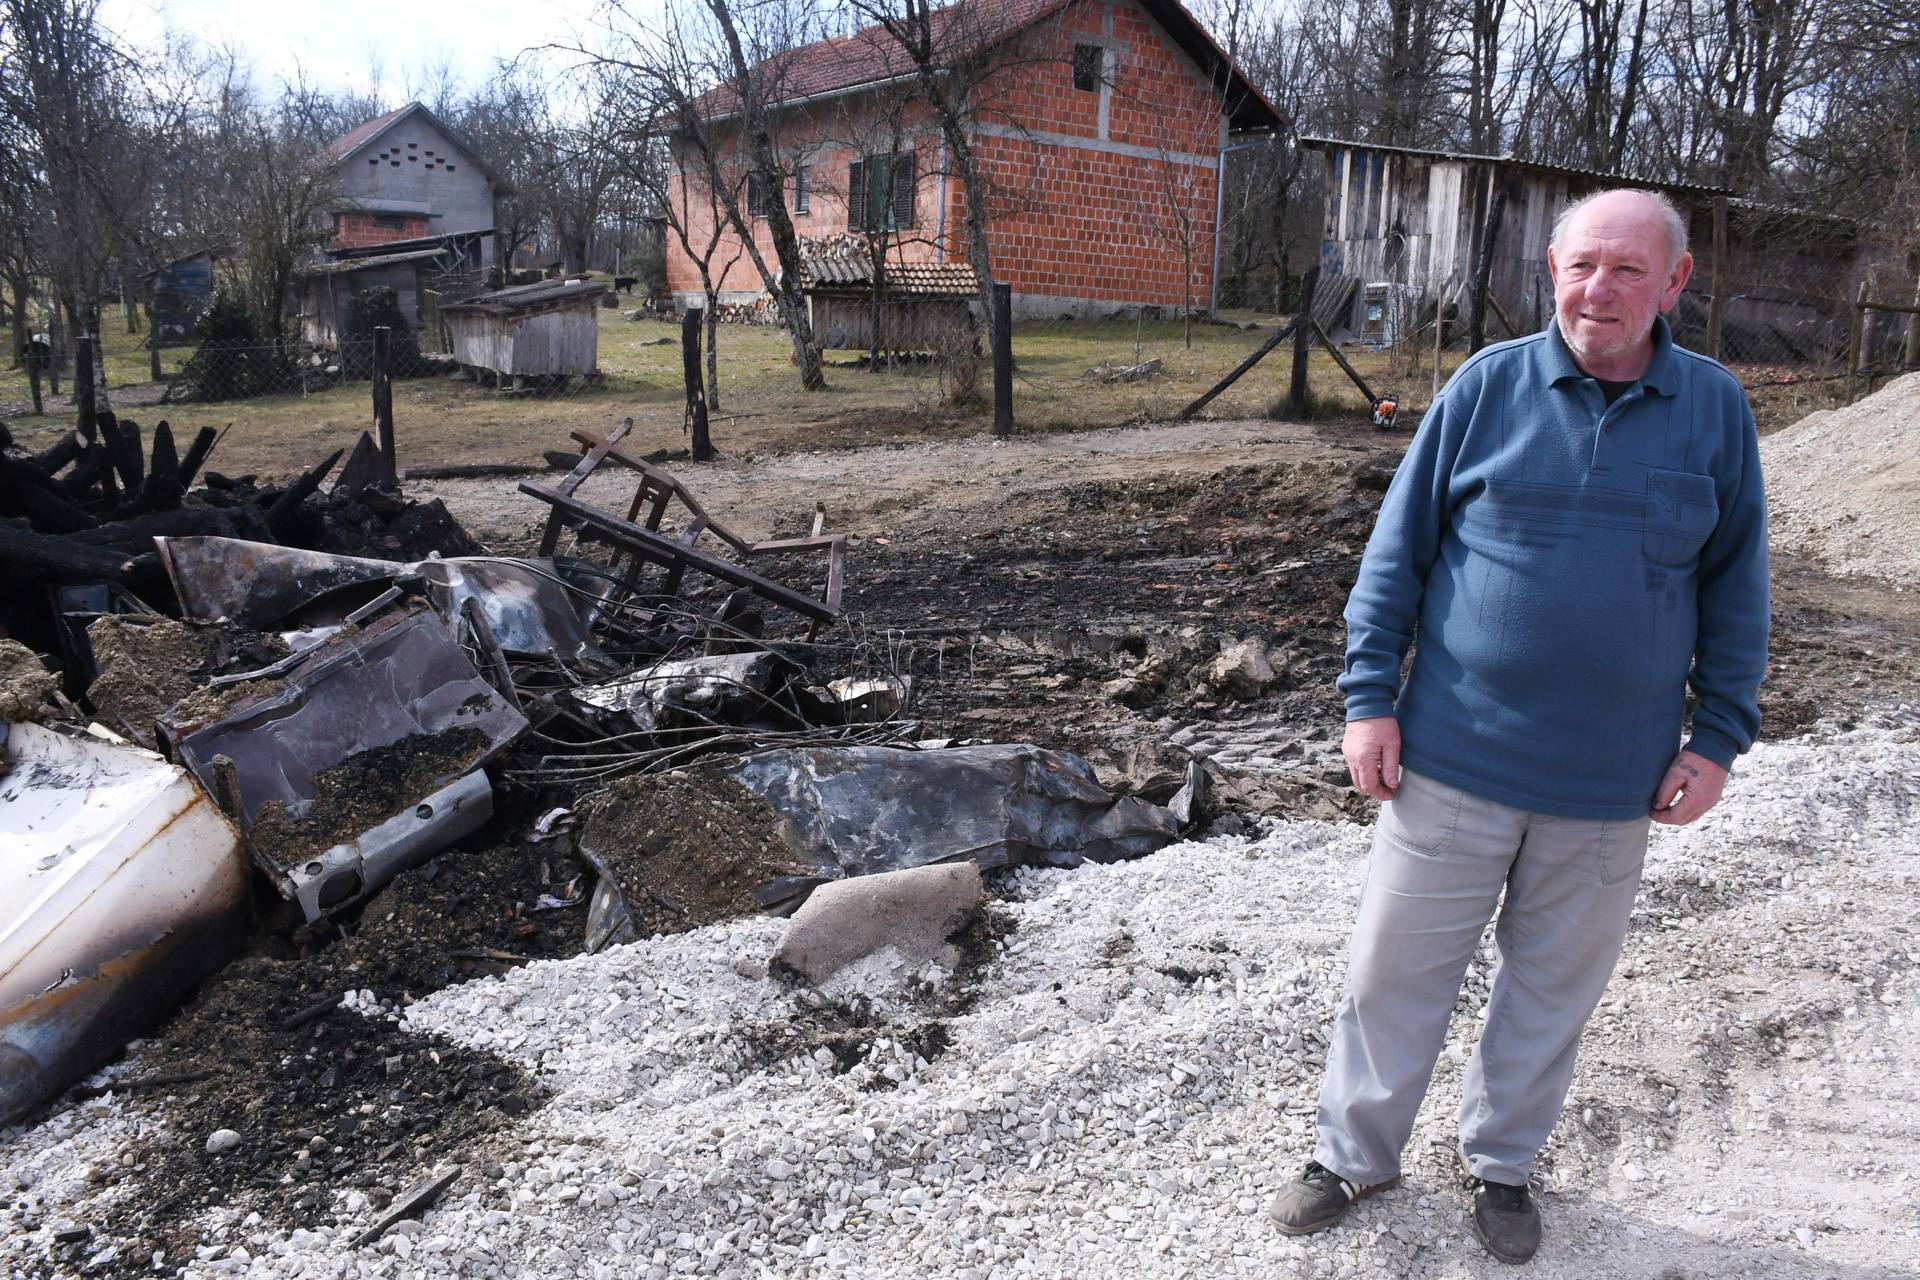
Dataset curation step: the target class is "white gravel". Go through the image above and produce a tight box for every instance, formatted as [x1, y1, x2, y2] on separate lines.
[1762, 370, 1920, 587]
[6, 715, 1919, 1279]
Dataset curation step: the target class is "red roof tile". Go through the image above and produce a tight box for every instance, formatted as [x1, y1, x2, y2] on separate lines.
[324, 104, 416, 164]
[692, 0, 1281, 132]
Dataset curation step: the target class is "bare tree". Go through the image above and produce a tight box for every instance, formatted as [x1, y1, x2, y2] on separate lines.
[588, 0, 828, 390]
[0, 0, 160, 342]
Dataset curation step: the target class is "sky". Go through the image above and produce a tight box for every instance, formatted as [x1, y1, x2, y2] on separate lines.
[98, 0, 599, 99]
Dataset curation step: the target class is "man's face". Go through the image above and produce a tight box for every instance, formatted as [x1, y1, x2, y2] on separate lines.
[1548, 194, 1693, 372]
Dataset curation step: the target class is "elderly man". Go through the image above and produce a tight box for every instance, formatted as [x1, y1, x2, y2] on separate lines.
[1268, 188, 1769, 1263]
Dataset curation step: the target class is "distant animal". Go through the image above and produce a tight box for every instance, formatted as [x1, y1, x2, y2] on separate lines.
[613, 275, 640, 294]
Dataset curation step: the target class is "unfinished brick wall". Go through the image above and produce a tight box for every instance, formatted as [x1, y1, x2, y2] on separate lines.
[333, 211, 433, 250]
[665, 0, 1229, 316]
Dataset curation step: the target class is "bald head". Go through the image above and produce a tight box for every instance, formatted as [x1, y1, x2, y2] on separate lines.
[1551, 189, 1689, 273]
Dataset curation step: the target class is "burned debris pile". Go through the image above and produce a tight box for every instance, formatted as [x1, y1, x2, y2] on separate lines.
[0, 416, 1202, 1129]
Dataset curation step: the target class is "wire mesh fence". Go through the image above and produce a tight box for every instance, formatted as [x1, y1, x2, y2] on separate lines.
[2, 259, 1909, 461]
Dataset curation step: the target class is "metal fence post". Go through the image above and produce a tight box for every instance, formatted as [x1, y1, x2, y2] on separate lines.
[372, 326, 397, 487]
[992, 282, 1013, 437]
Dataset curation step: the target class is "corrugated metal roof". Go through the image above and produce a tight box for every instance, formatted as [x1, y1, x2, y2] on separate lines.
[441, 279, 608, 314]
[1296, 136, 1733, 200]
[298, 248, 451, 277]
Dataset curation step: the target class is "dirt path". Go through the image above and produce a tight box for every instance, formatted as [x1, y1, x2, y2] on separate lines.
[415, 418, 1385, 549]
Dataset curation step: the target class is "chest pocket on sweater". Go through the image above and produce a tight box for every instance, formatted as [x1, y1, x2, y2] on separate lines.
[1643, 468, 1719, 566]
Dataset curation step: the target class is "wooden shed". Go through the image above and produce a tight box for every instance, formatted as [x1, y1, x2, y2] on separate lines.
[1297, 137, 1863, 355]
[440, 279, 606, 381]
[297, 230, 490, 350]
[801, 238, 979, 355]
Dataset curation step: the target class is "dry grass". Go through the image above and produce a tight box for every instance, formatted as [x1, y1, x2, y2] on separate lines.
[20, 301, 1850, 480]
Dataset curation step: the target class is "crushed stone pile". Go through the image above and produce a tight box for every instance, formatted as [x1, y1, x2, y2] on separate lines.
[1761, 370, 1920, 586]
[4, 718, 1918, 1279]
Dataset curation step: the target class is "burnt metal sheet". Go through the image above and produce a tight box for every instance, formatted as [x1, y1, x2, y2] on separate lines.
[413, 559, 609, 670]
[158, 537, 401, 628]
[722, 743, 1185, 889]
[159, 605, 527, 915]
[158, 538, 607, 668]
[0, 724, 248, 1123]
[570, 650, 799, 732]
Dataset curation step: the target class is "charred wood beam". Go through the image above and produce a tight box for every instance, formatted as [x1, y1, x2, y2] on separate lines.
[0, 455, 100, 533]
[27, 431, 85, 477]
[0, 520, 141, 584]
[70, 503, 274, 551]
[264, 448, 344, 543]
[176, 426, 220, 490]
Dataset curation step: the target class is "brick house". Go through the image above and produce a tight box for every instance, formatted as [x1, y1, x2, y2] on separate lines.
[665, 0, 1281, 319]
[322, 102, 501, 265]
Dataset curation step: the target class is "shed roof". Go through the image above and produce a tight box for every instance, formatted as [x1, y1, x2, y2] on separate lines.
[441, 279, 608, 315]
[802, 248, 980, 297]
[693, 0, 1282, 134]
[298, 248, 452, 278]
[1297, 136, 1733, 200]
[330, 228, 495, 261]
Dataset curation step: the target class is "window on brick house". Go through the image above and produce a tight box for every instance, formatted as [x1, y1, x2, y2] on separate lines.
[1072, 43, 1103, 92]
[847, 152, 915, 232]
[747, 171, 782, 217]
[794, 164, 811, 214]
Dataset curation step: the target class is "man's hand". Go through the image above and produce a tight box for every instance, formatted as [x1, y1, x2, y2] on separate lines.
[1650, 749, 1728, 826]
[1343, 717, 1402, 802]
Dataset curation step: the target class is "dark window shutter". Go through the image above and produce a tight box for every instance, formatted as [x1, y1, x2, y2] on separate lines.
[848, 159, 866, 229]
[892, 152, 914, 229]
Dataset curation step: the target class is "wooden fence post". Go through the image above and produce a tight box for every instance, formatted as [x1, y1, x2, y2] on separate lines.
[372, 326, 397, 487]
[684, 307, 713, 461]
[1287, 266, 1319, 415]
[145, 304, 163, 381]
[1706, 196, 1728, 361]
[1431, 282, 1447, 398]
[1468, 184, 1507, 354]
[74, 333, 97, 443]
[1905, 279, 1920, 371]
[992, 282, 1014, 437]
[1845, 282, 1867, 393]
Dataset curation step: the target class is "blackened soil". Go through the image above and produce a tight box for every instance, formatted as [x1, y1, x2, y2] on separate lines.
[39, 806, 601, 1278]
[577, 770, 817, 938]
[247, 728, 492, 869]
[837, 446, 1914, 773]
[68, 956, 541, 1279]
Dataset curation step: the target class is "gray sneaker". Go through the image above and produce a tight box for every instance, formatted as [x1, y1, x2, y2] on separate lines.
[1454, 1151, 1541, 1264]
[1267, 1160, 1401, 1235]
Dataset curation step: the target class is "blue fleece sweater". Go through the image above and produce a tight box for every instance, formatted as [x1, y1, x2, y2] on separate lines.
[1338, 318, 1770, 820]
